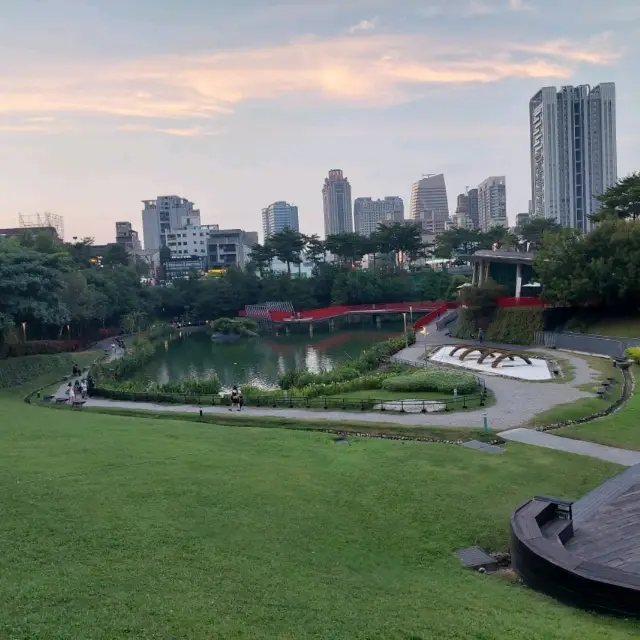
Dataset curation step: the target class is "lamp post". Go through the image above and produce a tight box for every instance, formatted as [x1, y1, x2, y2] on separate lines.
[66, 324, 71, 339]
[409, 306, 413, 324]
[21, 322, 27, 342]
[402, 312, 408, 348]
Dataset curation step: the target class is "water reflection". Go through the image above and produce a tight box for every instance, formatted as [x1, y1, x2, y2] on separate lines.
[134, 325, 402, 390]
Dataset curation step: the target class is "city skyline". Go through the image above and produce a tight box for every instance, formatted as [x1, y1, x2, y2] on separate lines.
[1, 1, 638, 242]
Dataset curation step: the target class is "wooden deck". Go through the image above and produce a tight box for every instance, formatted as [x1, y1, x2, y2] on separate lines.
[510, 464, 640, 616]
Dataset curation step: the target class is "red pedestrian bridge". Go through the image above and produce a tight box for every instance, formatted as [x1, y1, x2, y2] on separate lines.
[240, 301, 451, 331]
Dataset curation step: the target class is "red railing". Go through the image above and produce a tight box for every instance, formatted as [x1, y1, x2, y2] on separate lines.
[497, 296, 547, 307]
[413, 303, 448, 331]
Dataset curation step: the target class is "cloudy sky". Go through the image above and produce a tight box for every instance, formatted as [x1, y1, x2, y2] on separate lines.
[1, 0, 637, 242]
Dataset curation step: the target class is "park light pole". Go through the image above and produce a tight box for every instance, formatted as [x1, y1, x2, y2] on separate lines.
[21, 321, 27, 342]
[402, 312, 408, 348]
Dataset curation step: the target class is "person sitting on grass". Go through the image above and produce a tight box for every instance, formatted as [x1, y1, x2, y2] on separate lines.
[229, 385, 243, 412]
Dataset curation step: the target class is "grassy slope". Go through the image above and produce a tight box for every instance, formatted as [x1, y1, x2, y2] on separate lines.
[557, 366, 640, 450]
[584, 317, 640, 338]
[0, 394, 635, 639]
[527, 354, 624, 427]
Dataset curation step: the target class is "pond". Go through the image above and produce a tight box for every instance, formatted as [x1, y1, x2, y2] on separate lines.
[134, 325, 404, 390]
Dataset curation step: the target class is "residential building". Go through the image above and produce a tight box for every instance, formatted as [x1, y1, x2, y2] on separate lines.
[164, 224, 218, 258]
[353, 196, 404, 236]
[141, 195, 201, 260]
[322, 170, 353, 236]
[410, 173, 450, 236]
[262, 201, 299, 238]
[452, 193, 473, 229]
[207, 229, 258, 270]
[115, 221, 142, 252]
[467, 188, 479, 229]
[529, 83, 617, 232]
[515, 213, 530, 228]
[163, 255, 207, 281]
[478, 177, 508, 231]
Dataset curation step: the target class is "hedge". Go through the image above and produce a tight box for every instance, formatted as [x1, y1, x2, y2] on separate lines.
[381, 370, 479, 394]
[485, 308, 544, 345]
[0, 353, 77, 389]
[452, 308, 476, 340]
[625, 347, 640, 364]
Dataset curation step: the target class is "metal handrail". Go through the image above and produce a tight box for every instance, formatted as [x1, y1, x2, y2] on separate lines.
[91, 387, 486, 412]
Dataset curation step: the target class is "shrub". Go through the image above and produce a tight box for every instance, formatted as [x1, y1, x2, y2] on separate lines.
[0, 340, 85, 359]
[625, 347, 640, 364]
[277, 332, 416, 390]
[208, 317, 258, 337]
[0, 353, 77, 389]
[382, 370, 479, 395]
[485, 308, 544, 345]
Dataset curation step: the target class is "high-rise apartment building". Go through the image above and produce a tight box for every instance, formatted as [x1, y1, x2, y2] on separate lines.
[141, 195, 201, 259]
[467, 188, 479, 229]
[529, 83, 617, 232]
[323, 170, 353, 236]
[262, 201, 299, 238]
[478, 177, 508, 231]
[410, 174, 450, 236]
[353, 197, 404, 236]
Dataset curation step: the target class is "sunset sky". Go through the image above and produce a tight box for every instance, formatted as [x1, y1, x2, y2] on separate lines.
[1, 0, 638, 243]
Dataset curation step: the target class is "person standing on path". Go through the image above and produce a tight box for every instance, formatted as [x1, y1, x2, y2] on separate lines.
[478, 328, 485, 344]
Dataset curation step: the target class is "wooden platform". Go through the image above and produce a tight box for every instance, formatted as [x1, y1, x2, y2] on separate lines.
[510, 465, 640, 616]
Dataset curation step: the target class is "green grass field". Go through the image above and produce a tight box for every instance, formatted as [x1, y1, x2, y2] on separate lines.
[556, 365, 640, 450]
[582, 317, 640, 338]
[1, 388, 638, 639]
[527, 354, 624, 427]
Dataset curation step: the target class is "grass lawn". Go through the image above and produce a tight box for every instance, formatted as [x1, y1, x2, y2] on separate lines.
[527, 354, 624, 428]
[556, 366, 640, 450]
[0, 393, 637, 638]
[583, 317, 640, 338]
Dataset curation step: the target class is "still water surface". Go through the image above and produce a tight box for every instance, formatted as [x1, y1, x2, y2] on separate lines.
[137, 326, 403, 390]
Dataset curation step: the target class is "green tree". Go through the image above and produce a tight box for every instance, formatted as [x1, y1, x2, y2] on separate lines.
[0, 242, 70, 338]
[102, 243, 130, 267]
[325, 233, 367, 266]
[433, 228, 491, 259]
[121, 310, 148, 334]
[590, 172, 640, 222]
[516, 218, 561, 249]
[535, 218, 640, 308]
[304, 234, 326, 267]
[376, 221, 422, 266]
[269, 229, 306, 275]
[248, 242, 276, 277]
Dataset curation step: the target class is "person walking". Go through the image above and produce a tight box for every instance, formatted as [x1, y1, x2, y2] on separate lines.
[229, 385, 243, 412]
[478, 328, 485, 344]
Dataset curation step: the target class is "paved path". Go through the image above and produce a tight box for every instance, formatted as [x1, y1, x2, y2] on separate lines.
[386, 319, 602, 429]
[498, 428, 640, 466]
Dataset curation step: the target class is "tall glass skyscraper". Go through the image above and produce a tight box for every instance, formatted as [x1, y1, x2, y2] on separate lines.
[529, 83, 617, 232]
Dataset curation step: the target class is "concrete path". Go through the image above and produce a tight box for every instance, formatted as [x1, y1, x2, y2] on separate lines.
[387, 320, 602, 429]
[82, 397, 481, 429]
[498, 428, 640, 466]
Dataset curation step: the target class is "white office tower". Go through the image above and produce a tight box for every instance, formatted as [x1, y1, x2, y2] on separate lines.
[262, 201, 300, 239]
[141, 195, 201, 260]
[410, 173, 450, 236]
[354, 197, 404, 236]
[529, 83, 617, 232]
[478, 177, 508, 231]
[323, 170, 353, 236]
